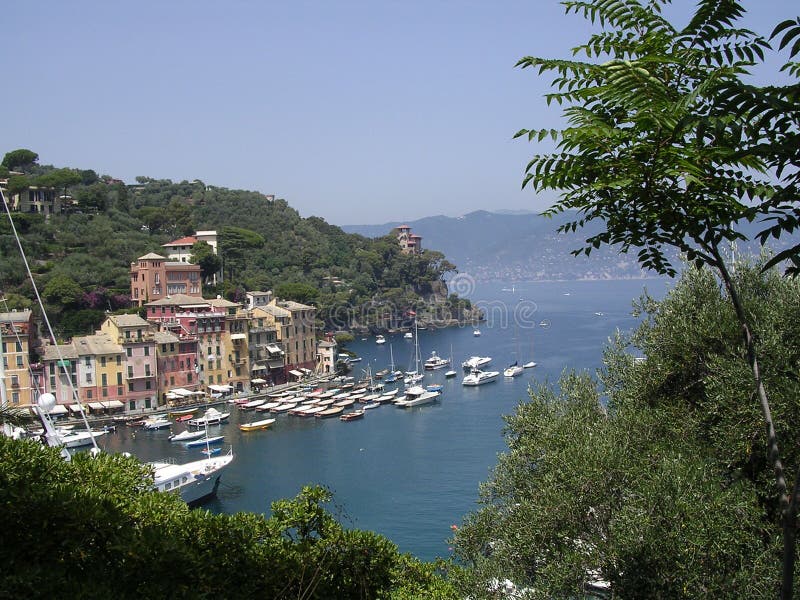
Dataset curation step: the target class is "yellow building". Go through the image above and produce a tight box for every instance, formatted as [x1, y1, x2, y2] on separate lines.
[1, 310, 37, 406]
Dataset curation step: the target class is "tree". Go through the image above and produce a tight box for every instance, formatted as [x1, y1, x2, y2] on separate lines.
[514, 1, 799, 594]
[189, 241, 222, 283]
[275, 282, 320, 305]
[1, 149, 38, 171]
[452, 263, 798, 597]
[74, 182, 109, 212]
[43, 274, 83, 307]
[36, 168, 81, 199]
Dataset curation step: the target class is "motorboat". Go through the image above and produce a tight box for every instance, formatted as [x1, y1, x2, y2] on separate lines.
[462, 356, 492, 371]
[239, 418, 276, 431]
[423, 350, 450, 370]
[142, 418, 172, 430]
[316, 406, 344, 418]
[187, 407, 230, 427]
[240, 398, 266, 410]
[426, 384, 443, 393]
[340, 409, 365, 421]
[59, 430, 107, 448]
[150, 447, 234, 506]
[363, 401, 381, 410]
[523, 361, 538, 369]
[473, 329, 481, 336]
[270, 402, 299, 413]
[169, 429, 206, 442]
[201, 446, 222, 457]
[256, 401, 282, 412]
[395, 385, 439, 408]
[404, 332, 413, 339]
[462, 369, 500, 386]
[185, 435, 224, 448]
[503, 362, 524, 377]
[376, 334, 386, 344]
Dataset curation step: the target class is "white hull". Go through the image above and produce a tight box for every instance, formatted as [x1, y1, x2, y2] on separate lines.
[151, 450, 234, 506]
[60, 430, 106, 448]
[462, 370, 500, 386]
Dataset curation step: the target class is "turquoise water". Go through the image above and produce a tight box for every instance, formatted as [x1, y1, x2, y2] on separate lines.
[100, 278, 669, 561]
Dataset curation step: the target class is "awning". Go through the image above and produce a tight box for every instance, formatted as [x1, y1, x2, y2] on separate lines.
[289, 369, 303, 378]
[208, 384, 233, 392]
[68, 404, 86, 413]
[266, 344, 283, 354]
[230, 333, 246, 340]
[251, 363, 266, 371]
[300, 368, 312, 375]
[166, 392, 179, 400]
[88, 402, 105, 410]
[268, 359, 284, 369]
[169, 388, 193, 397]
[251, 378, 267, 384]
[102, 400, 124, 409]
[48, 404, 69, 415]
[56, 359, 71, 367]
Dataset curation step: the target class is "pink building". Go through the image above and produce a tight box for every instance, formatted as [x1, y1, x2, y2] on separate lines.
[130, 253, 202, 307]
[100, 315, 159, 412]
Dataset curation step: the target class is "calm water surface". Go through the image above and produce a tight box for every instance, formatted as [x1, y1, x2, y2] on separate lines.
[100, 279, 669, 561]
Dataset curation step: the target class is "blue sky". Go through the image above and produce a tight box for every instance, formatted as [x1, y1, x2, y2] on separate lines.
[3, 1, 795, 225]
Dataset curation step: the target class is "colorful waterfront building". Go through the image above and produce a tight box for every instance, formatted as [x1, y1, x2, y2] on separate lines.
[0, 309, 38, 407]
[100, 314, 158, 412]
[129, 252, 202, 307]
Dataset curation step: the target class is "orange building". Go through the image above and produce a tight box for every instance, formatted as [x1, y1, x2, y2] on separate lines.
[130, 252, 203, 306]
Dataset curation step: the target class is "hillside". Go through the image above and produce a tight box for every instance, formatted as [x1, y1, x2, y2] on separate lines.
[343, 210, 799, 282]
[0, 151, 475, 338]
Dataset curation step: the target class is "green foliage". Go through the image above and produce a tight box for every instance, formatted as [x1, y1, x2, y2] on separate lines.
[452, 263, 798, 597]
[42, 273, 83, 307]
[2, 148, 38, 171]
[189, 240, 221, 281]
[274, 282, 320, 305]
[0, 438, 453, 599]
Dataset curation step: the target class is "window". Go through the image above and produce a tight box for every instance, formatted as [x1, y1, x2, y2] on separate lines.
[144, 346, 150, 356]
[118, 387, 123, 396]
[116, 356, 121, 366]
[126, 348, 132, 357]
[116, 372, 122, 385]
[15, 341, 22, 352]
[102, 388, 108, 397]
[161, 344, 167, 353]
[101, 373, 108, 386]
[86, 373, 92, 383]
[87, 390, 93, 399]
[16, 356, 23, 367]
[145, 398, 151, 409]
[145, 381, 151, 390]
[145, 365, 151, 376]
[49, 363, 55, 375]
[170, 343, 175, 352]
[10, 375, 19, 386]
[101, 357, 106, 367]
[127, 366, 134, 378]
[85, 357, 91, 367]
[129, 400, 136, 411]
[187, 373, 193, 383]
[128, 382, 134, 392]
[12, 392, 19, 404]
[170, 376, 175, 386]
[125, 330, 131, 339]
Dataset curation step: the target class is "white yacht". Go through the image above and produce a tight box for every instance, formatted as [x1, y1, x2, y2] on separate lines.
[462, 356, 492, 371]
[423, 350, 450, 370]
[503, 363, 524, 377]
[376, 334, 386, 344]
[462, 369, 500, 386]
[150, 448, 234, 506]
[187, 407, 230, 427]
[395, 385, 440, 408]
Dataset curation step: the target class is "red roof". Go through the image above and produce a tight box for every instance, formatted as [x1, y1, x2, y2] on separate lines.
[410, 234, 422, 238]
[163, 236, 197, 247]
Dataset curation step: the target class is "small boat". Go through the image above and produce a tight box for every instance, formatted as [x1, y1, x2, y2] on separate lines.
[150, 447, 234, 506]
[523, 361, 537, 369]
[142, 418, 172, 430]
[333, 398, 356, 408]
[404, 332, 413, 339]
[445, 369, 458, 378]
[462, 356, 492, 371]
[503, 362, 524, 378]
[423, 350, 450, 370]
[358, 393, 381, 403]
[376, 335, 386, 344]
[473, 329, 481, 337]
[169, 429, 206, 442]
[185, 435, 224, 448]
[299, 406, 326, 417]
[426, 384, 443, 393]
[347, 357, 362, 363]
[316, 406, 344, 419]
[175, 413, 194, 422]
[188, 408, 230, 427]
[59, 430, 107, 448]
[462, 369, 500, 386]
[168, 407, 196, 417]
[363, 401, 380, 410]
[270, 402, 299, 413]
[256, 401, 282, 412]
[240, 399, 266, 410]
[340, 409, 365, 421]
[201, 446, 222, 456]
[239, 418, 276, 432]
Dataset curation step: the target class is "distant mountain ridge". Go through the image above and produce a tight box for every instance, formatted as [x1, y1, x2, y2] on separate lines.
[342, 210, 797, 282]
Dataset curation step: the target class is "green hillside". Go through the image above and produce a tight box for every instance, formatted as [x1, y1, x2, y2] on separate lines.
[0, 150, 474, 339]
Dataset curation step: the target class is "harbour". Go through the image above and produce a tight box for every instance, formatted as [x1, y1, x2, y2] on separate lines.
[96, 278, 669, 561]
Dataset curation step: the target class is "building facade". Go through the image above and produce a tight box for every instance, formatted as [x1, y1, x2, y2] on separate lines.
[130, 252, 203, 306]
[1, 310, 38, 406]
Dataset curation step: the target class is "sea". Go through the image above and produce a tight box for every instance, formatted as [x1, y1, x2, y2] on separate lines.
[99, 278, 670, 562]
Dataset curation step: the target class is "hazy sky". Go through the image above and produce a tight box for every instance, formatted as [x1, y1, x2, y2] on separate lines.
[3, 1, 795, 225]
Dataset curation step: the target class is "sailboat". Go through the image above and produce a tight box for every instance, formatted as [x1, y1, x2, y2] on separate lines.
[505, 326, 525, 376]
[403, 318, 424, 385]
[523, 325, 538, 369]
[444, 344, 457, 378]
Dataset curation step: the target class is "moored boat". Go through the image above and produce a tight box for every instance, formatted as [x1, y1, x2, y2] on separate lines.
[169, 429, 206, 442]
[395, 385, 439, 408]
[188, 407, 230, 427]
[316, 406, 344, 419]
[462, 369, 500, 386]
[150, 447, 234, 506]
[462, 356, 492, 371]
[340, 409, 365, 421]
[239, 418, 276, 432]
[185, 435, 224, 448]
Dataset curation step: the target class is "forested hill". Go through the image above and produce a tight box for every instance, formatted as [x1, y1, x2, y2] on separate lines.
[0, 151, 473, 338]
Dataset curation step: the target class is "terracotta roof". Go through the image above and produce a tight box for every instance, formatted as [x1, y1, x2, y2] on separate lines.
[108, 314, 150, 328]
[0, 310, 32, 323]
[146, 294, 210, 307]
[163, 236, 197, 247]
[138, 252, 166, 260]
